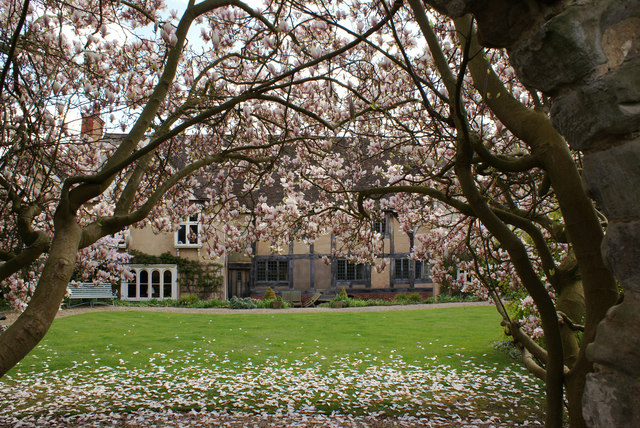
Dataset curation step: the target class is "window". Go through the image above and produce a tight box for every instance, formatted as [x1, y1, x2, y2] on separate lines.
[139, 270, 149, 298]
[336, 259, 365, 281]
[122, 265, 177, 300]
[112, 230, 129, 249]
[394, 259, 430, 281]
[457, 268, 473, 286]
[151, 270, 160, 298]
[256, 259, 288, 282]
[175, 213, 200, 247]
[163, 271, 172, 297]
[415, 261, 431, 281]
[395, 259, 410, 280]
[373, 218, 387, 235]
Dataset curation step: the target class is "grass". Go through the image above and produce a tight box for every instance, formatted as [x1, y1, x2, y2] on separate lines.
[9, 306, 505, 374]
[1, 306, 545, 425]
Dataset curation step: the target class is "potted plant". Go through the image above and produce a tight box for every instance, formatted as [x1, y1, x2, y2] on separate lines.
[271, 296, 283, 309]
[331, 287, 348, 308]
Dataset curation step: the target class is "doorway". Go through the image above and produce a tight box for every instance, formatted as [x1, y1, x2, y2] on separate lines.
[228, 268, 250, 298]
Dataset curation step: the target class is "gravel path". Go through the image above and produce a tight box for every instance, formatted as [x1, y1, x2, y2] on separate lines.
[1, 301, 492, 327]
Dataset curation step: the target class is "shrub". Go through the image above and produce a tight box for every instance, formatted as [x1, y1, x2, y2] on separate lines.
[336, 287, 348, 301]
[436, 294, 481, 303]
[264, 287, 276, 300]
[202, 298, 228, 308]
[345, 298, 368, 307]
[177, 294, 200, 307]
[393, 292, 408, 302]
[229, 296, 257, 309]
[255, 298, 272, 309]
[407, 293, 422, 304]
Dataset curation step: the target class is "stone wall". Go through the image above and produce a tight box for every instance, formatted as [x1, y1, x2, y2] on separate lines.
[425, 0, 640, 426]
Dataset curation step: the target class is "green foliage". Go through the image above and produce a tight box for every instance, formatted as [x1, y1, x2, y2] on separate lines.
[393, 292, 407, 303]
[320, 298, 402, 308]
[264, 287, 276, 300]
[336, 288, 348, 301]
[256, 298, 290, 309]
[229, 296, 258, 309]
[407, 293, 423, 303]
[201, 298, 229, 308]
[437, 294, 481, 303]
[177, 294, 200, 307]
[117, 297, 230, 308]
[129, 250, 223, 297]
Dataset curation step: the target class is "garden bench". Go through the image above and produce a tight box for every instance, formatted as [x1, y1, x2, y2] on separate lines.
[66, 283, 117, 308]
[303, 292, 322, 307]
[282, 290, 302, 307]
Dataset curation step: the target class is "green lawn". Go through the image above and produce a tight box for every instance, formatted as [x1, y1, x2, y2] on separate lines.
[1, 306, 545, 425]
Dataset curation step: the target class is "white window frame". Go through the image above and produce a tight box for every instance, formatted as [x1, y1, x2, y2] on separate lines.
[175, 213, 201, 248]
[114, 230, 129, 249]
[121, 264, 178, 301]
[457, 268, 473, 286]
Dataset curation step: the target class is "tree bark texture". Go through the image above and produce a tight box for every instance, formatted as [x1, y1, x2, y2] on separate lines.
[425, 0, 640, 426]
[0, 216, 82, 376]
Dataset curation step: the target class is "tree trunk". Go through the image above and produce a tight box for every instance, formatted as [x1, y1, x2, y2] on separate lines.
[453, 12, 617, 427]
[425, 1, 639, 426]
[556, 276, 585, 426]
[0, 216, 82, 377]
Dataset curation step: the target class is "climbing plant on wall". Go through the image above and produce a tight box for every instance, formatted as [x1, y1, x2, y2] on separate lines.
[129, 250, 223, 297]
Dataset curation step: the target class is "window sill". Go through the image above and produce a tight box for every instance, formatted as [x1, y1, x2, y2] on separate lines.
[175, 244, 202, 249]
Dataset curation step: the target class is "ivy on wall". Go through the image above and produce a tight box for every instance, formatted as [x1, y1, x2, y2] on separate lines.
[129, 250, 223, 296]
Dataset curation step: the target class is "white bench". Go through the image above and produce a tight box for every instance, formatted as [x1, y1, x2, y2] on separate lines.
[66, 283, 117, 308]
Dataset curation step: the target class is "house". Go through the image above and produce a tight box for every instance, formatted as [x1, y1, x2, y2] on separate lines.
[122, 211, 437, 302]
[80, 114, 439, 302]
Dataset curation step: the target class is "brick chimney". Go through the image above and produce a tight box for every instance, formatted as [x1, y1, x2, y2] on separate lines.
[81, 107, 104, 141]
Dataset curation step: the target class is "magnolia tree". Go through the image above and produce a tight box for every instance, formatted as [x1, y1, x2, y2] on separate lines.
[0, 0, 406, 375]
[0, 0, 621, 426]
[239, 3, 617, 427]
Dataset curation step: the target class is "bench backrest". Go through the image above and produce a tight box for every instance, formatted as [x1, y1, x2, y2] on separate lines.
[68, 283, 115, 299]
[281, 290, 302, 304]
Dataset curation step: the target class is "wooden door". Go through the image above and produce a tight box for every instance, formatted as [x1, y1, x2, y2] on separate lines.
[228, 269, 250, 298]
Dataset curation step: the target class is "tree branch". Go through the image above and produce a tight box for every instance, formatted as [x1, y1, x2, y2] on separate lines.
[0, 0, 30, 101]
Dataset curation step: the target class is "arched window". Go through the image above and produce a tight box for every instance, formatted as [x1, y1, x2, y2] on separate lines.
[127, 270, 137, 298]
[151, 270, 160, 298]
[139, 270, 149, 298]
[163, 270, 172, 298]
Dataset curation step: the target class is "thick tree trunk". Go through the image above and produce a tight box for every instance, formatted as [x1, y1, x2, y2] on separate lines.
[0, 216, 81, 377]
[425, 1, 639, 426]
[453, 12, 617, 427]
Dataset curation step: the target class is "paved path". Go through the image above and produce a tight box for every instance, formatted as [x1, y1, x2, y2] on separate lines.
[2, 301, 492, 327]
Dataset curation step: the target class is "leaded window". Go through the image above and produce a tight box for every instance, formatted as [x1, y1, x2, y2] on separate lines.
[336, 259, 365, 280]
[395, 259, 410, 280]
[256, 260, 288, 282]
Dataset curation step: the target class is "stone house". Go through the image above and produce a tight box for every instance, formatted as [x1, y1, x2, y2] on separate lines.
[80, 113, 437, 302]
